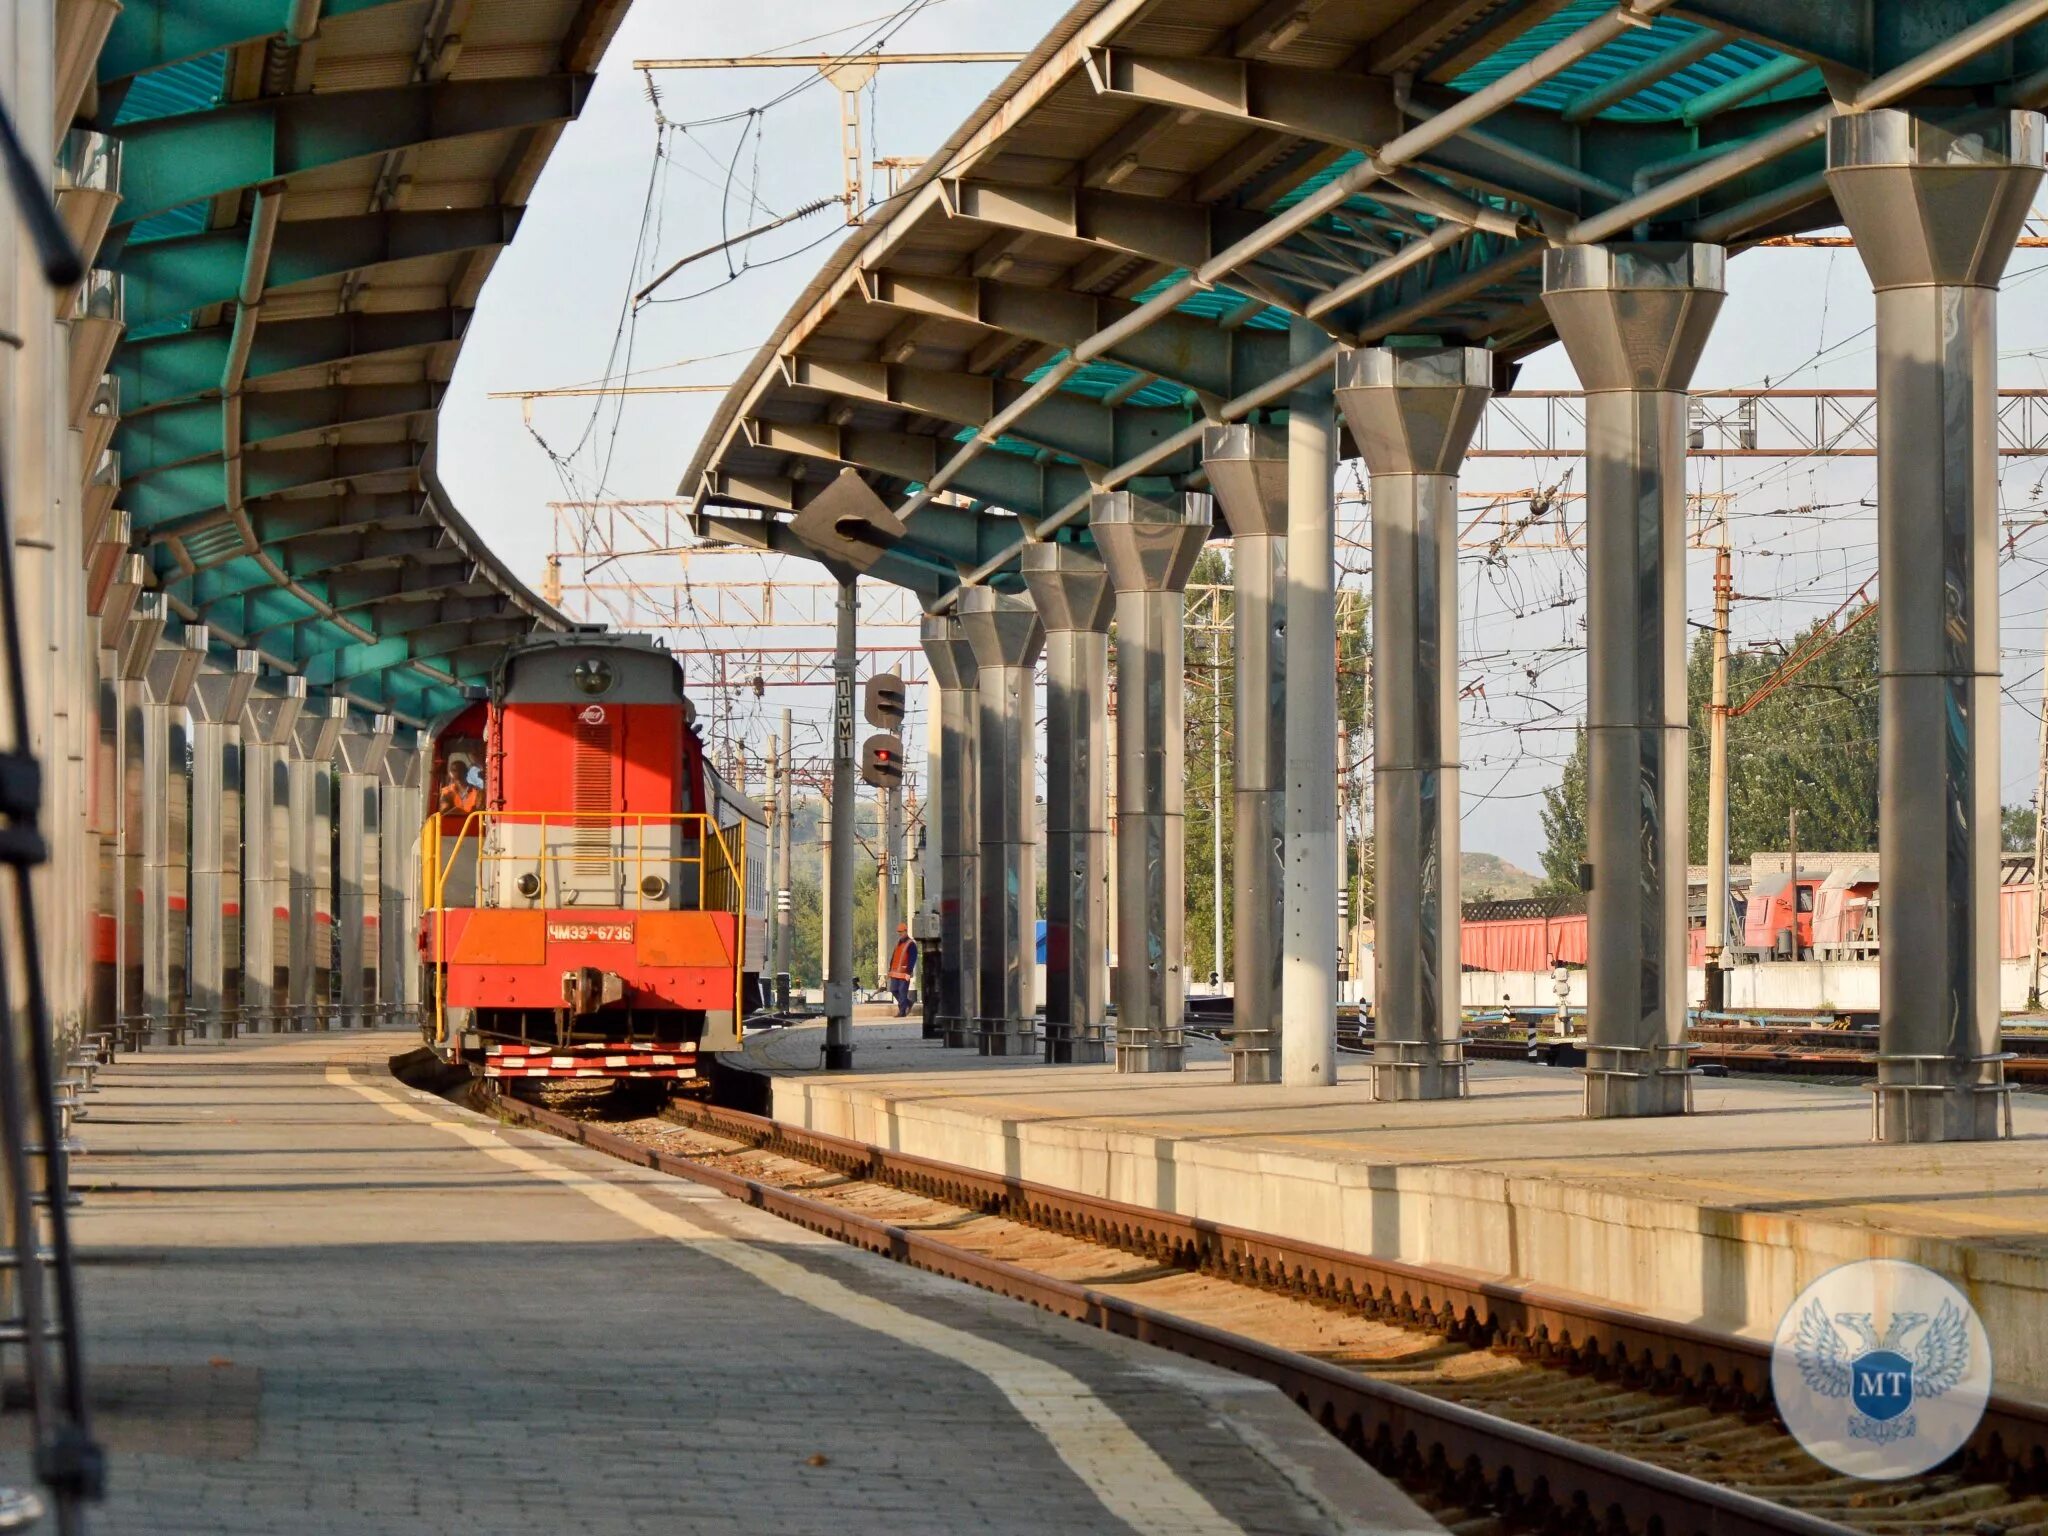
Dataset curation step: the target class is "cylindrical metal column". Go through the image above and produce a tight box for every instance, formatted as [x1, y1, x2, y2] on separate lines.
[335, 716, 394, 1029]
[188, 652, 258, 1039]
[1282, 321, 1339, 1088]
[1093, 490, 1211, 1073]
[1336, 345, 1491, 1102]
[1021, 541, 1113, 1065]
[287, 698, 346, 1031]
[1543, 242, 1725, 1118]
[920, 613, 979, 1047]
[824, 577, 858, 1067]
[379, 734, 421, 1032]
[138, 626, 204, 1045]
[1827, 109, 2045, 1142]
[957, 587, 1043, 1058]
[1705, 546, 1732, 1013]
[240, 679, 304, 1033]
[1201, 422, 1288, 1083]
[776, 711, 794, 1010]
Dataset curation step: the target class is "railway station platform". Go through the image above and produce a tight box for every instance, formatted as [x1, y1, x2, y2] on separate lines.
[67, 1032, 1440, 1536]
[737, 1021, 2048, 1402]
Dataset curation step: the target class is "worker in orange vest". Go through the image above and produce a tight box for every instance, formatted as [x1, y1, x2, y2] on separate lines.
[439, 755, 480, 817]
[887, 923, 918, 1017]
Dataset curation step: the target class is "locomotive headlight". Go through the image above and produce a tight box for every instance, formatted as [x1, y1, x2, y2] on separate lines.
[640, 874, 669, 901]
[515, 872, 542, 899]
[572, 657, 615, 696]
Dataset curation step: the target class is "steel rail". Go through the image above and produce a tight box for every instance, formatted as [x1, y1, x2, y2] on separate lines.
[496, 1090, 2048, 1507]
[494, 1092, 1856, 1536]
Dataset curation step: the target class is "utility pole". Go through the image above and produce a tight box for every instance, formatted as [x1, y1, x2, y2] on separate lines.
[1787, 805, 1800, 960]
[763, 729, 780, 982]
[777, 709, 794, 1011]
[825, 578, 858, 1066]
[1705, 543, 1732, 1011]
[1210, 658, 1224, 990]
[2029, 604, 2048, 1010]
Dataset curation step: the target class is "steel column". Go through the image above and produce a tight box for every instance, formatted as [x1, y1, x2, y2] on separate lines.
[825, 577, 857, 1067]
[1543, 243, 1725, 1118]
[1093, 490, 1210, 1073]
[920, 613, 980, 1047]
[1021, 541, 1113, 1064]
[188, 652, 258, 1039]
[287, 698, 346, 1031]
[240, 679, 304, 1032]
[379, 734, 421, 1031]
[776, 707, 794, 1010]
[1201, 422, 1288, 1084]
[142, 631, 205, 1044]
[1336, 346, 1491, 1101]
[957, 587, 1043, 1058]
[1282, 321, 1339, 1088]
[335, 717, 394, 1029]
[1827, 108, 2045, 1143]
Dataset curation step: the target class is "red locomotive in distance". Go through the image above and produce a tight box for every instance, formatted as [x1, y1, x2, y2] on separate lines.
[418, 633, 766, 1088]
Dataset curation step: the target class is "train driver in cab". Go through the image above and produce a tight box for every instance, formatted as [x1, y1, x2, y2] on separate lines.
[439, 754, 481, 817]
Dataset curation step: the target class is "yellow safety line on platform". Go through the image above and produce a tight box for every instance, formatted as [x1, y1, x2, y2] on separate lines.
[329, 1066, 1249, 1536]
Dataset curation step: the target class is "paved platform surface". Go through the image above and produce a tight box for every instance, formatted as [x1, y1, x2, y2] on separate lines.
[65, 1032, 1440, 1535]
[744, 1022, 2048, 1399]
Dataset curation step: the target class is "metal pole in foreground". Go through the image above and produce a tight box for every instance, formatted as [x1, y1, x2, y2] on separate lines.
[1020, 540, 1113, 1064]
[956, 588, 1043, 1057]
[1281, 320, 1338, 1088]
[2031, 604, 2048, 1011]
[777, 707, 794, 1011]
[1334, 344, 1491, 1102]
[1828, 108, 2044, 1142]
[920, 613, 979, 1047]
[1705, 544, 1732, 1013]
[1201, 422, 1288, 1084]
[1543, 242, 1725, 1119]
[1092, 490, 1211, 1073]
[825, 575, 858, 1068]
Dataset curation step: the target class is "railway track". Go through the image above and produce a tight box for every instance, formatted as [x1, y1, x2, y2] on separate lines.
[490, 1089, 2048, 1536]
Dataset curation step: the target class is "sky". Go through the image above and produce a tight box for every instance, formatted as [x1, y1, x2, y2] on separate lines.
[436, 0, 2048, 872]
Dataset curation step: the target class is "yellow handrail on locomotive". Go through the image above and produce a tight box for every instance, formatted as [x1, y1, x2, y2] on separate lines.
[423, 810, 747, 1049]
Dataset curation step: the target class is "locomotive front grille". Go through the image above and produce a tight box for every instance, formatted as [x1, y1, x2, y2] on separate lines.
[571, 716, 616, 884]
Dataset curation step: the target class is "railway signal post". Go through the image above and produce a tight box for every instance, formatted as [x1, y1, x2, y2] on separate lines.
[825, 577, 859, 1068]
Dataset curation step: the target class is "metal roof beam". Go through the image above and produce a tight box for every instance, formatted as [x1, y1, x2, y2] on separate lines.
[129, 440, 419, 530]
[325, 564, 488, 611]
[1085, 48, 1398, 151]
[244, 492, 429, 545]
[114, 75, 591, 226]
[941, 177, 1264, 276]
[859, 267, 1284, 403]
[121, 207, 523, 329]
[116, 306, 466, 413]
[100, 0, 403, 82]
[115, 382, 440, 477]
[691, 507, 966, 600]
[775, 355, 1200, 471]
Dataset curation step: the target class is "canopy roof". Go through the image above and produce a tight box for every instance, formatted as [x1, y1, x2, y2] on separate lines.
[97, 0, 631, 723]
[682, 0, 2048, 597]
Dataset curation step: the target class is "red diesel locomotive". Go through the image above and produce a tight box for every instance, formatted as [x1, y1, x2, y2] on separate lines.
[418, 633, 765, 1086]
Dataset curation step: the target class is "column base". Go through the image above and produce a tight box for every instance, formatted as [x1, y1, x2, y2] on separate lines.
[1369, 1039, 1468, 1102]
[977, 1021, 1037, 1057]
[1228, 1027, 1278, 1085]
[1115, 1031, 1184, 1074]
[822, 1043, 854, 1070]
[1044, 1026, 1109, 1065]
[1871, 1056, 2013, 1143]
[940, 1019, 975, 1048]
[1581, 1039, 1694, 1118]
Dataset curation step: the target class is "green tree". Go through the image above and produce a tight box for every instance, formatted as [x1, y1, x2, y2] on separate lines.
[1183, 546, 1234, 984]
[1537, 727, 1590, 893]
[1536, 609, 1881, 885]
[2006, 804, 2038, 855]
